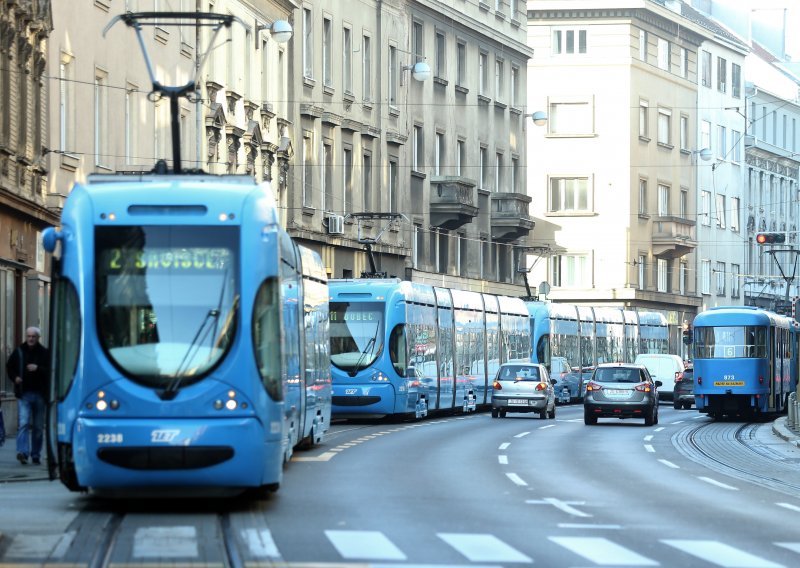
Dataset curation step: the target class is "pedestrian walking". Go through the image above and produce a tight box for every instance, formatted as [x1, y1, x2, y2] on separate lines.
[5, 327, 49, 465]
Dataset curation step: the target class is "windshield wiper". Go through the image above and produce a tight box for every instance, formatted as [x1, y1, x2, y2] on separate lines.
[161, 308, 221, 399]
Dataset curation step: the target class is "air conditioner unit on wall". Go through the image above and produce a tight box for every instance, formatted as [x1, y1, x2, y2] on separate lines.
[327, 214, 344, 235]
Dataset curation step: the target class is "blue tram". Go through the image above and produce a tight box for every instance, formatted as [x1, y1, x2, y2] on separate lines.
[527, 302, 669, 401]
[43, 174, 330, 496]
[329, 279, 531, 418]
[692, 306, 799, 418]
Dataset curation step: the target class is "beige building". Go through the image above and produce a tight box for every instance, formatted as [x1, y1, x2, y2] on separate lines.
[526, 0, 713, 350]
[286, 0, 534, 295]
[1, 0, 55, 405]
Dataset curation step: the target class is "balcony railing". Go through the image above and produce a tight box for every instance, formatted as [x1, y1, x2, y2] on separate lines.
[429, 176, 478, 230]
[652, 216, 697, 258]
[491, 192, 534, 242]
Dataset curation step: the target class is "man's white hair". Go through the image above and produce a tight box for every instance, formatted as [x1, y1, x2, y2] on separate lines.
[26, 326, 41, 337]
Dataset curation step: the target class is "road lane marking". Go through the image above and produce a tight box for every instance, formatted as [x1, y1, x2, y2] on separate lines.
[325, 530, 406, 561]
[506, 472, 527, 486]
[498, 455, 508, 465]
[644, 444, 655, 453]
[438, 533, 532, 563]
[558, 523, 621, 529]
[698, 477, 738, 490]
[499, 442, 510, 450]
[514, 432, 531, 438]
[775, 542, 800, 553]
[526, 498, 591, 517]
[538, 424, 556, 430]
[242, 528, 280, 558]
[661, 540, 782, 567]
[643, 435, 654, 441]
[658, 459, 680, 469]
[549, 536, 658, 565]
[776, 503, 800, 513]
[133, 526, 198, 558]
[654, 427, 665, 432]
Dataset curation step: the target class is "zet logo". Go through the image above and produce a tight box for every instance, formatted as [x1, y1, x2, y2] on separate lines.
[151, 429, 180, 443]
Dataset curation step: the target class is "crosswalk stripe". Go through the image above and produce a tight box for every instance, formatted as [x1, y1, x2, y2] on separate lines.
[548, 536, 658, 566]
[241, 528, 280, 558]
[325, 530, 406, 561]
[438, 533, 532, 563]
[661, 540, 784, 567]
[775, 543, 800, 554]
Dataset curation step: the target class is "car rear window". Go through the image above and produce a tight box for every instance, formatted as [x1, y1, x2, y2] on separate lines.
[593, 367, 641, 383]
[499, 366, 540, 381]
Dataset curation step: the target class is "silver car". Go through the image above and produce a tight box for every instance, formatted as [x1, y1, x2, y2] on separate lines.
[491, 363, 556, 419]
[583, 363, 662, 426]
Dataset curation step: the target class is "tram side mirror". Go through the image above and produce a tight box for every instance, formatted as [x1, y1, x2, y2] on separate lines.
[42, 227, 62, 253]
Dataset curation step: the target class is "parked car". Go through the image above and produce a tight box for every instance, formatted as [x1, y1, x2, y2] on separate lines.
[491, 363, 556, 419]
[583, 363, 662, 426]
[673, 366, 695, 410]
[633, 354, 685, 401]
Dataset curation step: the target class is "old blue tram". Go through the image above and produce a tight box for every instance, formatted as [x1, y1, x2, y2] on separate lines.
[328, 279, 531, 419]
[43, 174, 330, 496]
[692, 306, 799, 418]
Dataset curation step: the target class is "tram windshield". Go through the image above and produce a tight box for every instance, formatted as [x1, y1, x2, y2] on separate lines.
[95, 225, 239, 388]
[694, 325, 767, 359]
[330, 301, 385, 373]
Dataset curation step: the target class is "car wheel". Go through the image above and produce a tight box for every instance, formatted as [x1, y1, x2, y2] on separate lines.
[683, 402, 692, 410]
[583, 409, 597, 425]
[548, 404, 556, 419]
[673, 401, 681, 410]
[499, 410, 507, 418]
[645, 406, 656, 426]
[539, 409, 547, 419]
[491, 408, 499, 418]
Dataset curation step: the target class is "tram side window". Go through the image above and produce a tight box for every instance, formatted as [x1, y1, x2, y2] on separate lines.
[389, 324, 407, 376]
[52, 278, 81, 400]
[253, 277, 283, 400]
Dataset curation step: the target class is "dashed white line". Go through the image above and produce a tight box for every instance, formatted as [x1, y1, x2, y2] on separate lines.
[506, 472, 528, 486]
[538, 424, 556, 430]
[644, 444, 655, 453]
[776, 502, 800, 513]
[658, 459, 680, 469]
[514, 432, 531, 438]
[558, 523, 621, 530]
[698, 476, 738, 490]
[499, 442, 510, 450]
[654, 427, 666, 432]
[643, 435, 654, 442]
[498, 455, 508, 465]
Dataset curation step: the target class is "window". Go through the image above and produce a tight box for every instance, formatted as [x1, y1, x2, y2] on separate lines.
[639, 30, 647, 61]
[731, 130, 741, 162]
[413, 125, 423, 172]
[717, 125, 727, 160]
[657, 184, 670, 217]
[680, 47, 688, 79]
[638, 179, 647, 215]
[457, 139, 465, 176]
[717, 56, 727, 93]
[715, 194, 726, 228]
[550, 101, 593, 135]
[700, 50, 711, 87]
[59, 54, 76, 155]
[302, 132, 313, 207]
[479, 52, 488, 96]
[362, 151, 372, 212]
[389, 46, 397, 106]
[731, 264, 740, 298]
[657, 108, 671, 146]
[701, 259, 711, 295]
[435, 31, 446, 78]
[639, 100, 649, 138]
[638, 254, 646, 290]
[700, 120, 711, 150]
[680, 262, 687, 295]
[323, 17, 332, 86]
[479, 145, 488, 189]
[510, 0, 519, 20]
[388, 159, 398, 213]
[657, 258, 668, 293]
[457, 41, 466, 87]
[730, 197, 740, 232]
[680, 188, 688, 218]
[343, 146, 353, 214]
[412, 21, 424, 63]
[124, 83, 138, 165]
[550, 177, 589, 212]
[435, 132, 444, 176]
[94, 69, 109, 168]
[511, 157, 519, 193]
[303, 8, 313, 78]
[495, 58, 504, 101]
[680, 115, 689, 150]
[551, 254, 589, 287]
[732, 63, 741, 98]
[657, 38, 669, 71]
[323, 140, 333, 211]
[362, 35, 371, 101]
[510, 65, 520, 108]
[554, 28, 587, 55]
[715, 262, 726, 296]
[343, 27, 352, 93]
[495, 152, 503, 192]
[701, 191, 710, 225]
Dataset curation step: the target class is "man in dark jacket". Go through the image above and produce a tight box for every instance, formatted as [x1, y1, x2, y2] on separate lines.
[5, 327, 49, 465]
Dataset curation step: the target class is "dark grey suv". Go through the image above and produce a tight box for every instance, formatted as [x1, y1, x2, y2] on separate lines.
[583, 363, 662, 426]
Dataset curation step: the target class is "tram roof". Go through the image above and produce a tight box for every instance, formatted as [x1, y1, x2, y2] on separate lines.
[694, 306, 795, 328]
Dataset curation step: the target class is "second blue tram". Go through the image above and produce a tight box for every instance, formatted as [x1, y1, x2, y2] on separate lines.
[692, 306, 799, 418]
[329, 279, 531, 418]
[44, 173, 330, 496]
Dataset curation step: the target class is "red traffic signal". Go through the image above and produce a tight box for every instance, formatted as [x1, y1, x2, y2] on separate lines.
[756, 232, 786, 245]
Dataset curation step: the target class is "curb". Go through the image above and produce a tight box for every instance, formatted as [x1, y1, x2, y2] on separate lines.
[771, 416, 800, 448]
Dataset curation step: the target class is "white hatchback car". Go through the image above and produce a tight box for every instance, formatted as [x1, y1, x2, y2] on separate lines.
[633, 354, 685, 402]
[491, 363, 556, 419]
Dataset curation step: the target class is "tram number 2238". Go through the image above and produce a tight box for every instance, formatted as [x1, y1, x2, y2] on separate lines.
[97, 433, 123, 444]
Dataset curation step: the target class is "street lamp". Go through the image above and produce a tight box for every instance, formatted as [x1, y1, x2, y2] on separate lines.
[530, 110, 548, 126]
[255, 18, 293, 47]
[691, 147, 713, 162]
[401, 60, 432, 82]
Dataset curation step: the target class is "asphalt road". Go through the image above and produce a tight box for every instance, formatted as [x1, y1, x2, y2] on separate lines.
[0, 404, 799, 567]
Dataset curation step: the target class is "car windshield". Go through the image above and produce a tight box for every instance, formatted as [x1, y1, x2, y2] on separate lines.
[593, 367, 641, 383]
[499, 365, 540, 381]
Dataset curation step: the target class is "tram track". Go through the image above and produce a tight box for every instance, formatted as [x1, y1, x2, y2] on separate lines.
[675, 419, 800, 496]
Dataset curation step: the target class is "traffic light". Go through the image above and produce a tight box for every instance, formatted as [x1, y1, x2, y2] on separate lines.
[756, 232, 786, 244]
[682, 323, 693, 344]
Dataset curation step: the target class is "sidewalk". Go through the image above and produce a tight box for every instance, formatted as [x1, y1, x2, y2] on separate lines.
[771, 415, 800, 448]
[0, 437, 50, 483]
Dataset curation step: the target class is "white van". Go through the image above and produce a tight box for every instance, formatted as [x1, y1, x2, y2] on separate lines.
[633, 354, 685, 401]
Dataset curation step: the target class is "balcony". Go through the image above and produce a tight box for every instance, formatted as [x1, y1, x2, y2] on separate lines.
[491, 192, 534, 242]
[429, 176, 478, 230]
[651, 216, 697, 258]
